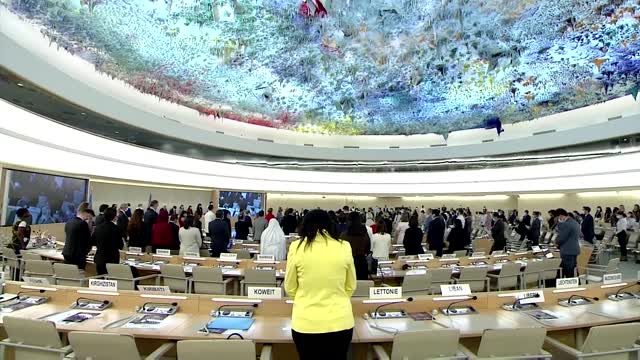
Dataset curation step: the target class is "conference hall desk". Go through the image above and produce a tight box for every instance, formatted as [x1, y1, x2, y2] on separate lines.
[0, 281, 638, 359]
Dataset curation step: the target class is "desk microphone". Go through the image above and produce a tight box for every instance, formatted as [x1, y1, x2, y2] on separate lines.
[75, 297, 110, 307]
[215, 303, 259, 317]
[373, 297, 413, 319]
[566, 295, 599, 305]
[511, 293, 540, 311]
[445, 296, 478, 315]
[16, 289, 45, 301]
[139, 302, 179, 313]
[613, 281, 640, 299]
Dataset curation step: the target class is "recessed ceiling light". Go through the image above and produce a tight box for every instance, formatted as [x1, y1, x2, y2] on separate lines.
[80, 112, 86, 116]
[114, 131, 120, 134]
[16, 83, 23, 87]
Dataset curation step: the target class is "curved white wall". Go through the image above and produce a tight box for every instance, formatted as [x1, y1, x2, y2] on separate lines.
[2, 7, 640, 161]
[3, 100, 640, 195]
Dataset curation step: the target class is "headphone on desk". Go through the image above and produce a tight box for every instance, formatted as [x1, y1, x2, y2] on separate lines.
[226, 333, 245, 340]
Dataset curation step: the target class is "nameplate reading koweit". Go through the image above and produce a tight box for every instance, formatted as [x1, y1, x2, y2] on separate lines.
[247, 287, 282, 299]
[369, 287, 403, 299]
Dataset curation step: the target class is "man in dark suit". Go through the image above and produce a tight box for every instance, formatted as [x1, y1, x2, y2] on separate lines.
[92, 208, 124, 275]
[581, 206, 595, 244]
[490, 212, 506, 253]
[63, 208, 94, 270]
[522, 210, 531, 227]
[94, 204, 109, 227]
[209, 210, 231, 257]
[117, 203, 129, 241]
[528, 211, 542, 246]
[556, 208, 581, 277]
[143, 200, 159, 250]
[427, 209, 446, 257]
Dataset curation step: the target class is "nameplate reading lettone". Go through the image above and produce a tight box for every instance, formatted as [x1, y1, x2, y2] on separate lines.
[441, 284, 472, 297]
[138, 285, 171, 294]
[89, 279, 118, 292]
[220, 253, 238, 261]
[369, 287, 403, 299]
[247, 287, 282, 299]
[603, 273, 623, 285]
[556, 277, 579, 289]
[156, 249, 171, 256]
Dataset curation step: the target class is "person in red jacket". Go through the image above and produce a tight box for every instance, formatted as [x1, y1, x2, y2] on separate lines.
[265, 207, 276, 222]
[314, 0, 327, 17]
[152, 210, 173, 252]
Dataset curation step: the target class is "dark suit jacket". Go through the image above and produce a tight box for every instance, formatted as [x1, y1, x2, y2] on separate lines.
[94, 214, 106, 227]
[63, 217, 92, 269]
[116, 212, 129, 240]
[491, 219, 506, 252]
[558, 218, 581, 256]
[528, 218, 541, 242]
[235, 219, 251, 240]
[92, 222, 124, 267]
[581, 214, 595, 243]
[522, 214, 531, 227]
[403, 227, 424, 255]
[427, 216, 446, 247]
[209, 219, 231, 256]
[281, 215, 298, 235]
[143, 208, 158, 247]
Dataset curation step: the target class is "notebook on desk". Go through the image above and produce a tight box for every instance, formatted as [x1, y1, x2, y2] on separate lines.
[206, 317, 255, 331]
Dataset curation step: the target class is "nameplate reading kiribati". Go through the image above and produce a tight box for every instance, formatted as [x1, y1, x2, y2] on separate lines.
[89, 279, 118, 293]
[603, 273, 622, 285]
[369, 287, 403, 299]
[247, 287, 282, 299]
[138, 285, 171, 294]
[556, 277, 579, 289]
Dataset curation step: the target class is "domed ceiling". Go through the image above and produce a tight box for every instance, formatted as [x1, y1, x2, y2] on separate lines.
[6, 0, 640, 135]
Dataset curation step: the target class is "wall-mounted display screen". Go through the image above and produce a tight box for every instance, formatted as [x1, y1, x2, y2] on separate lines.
[218, 191, 263, 217]
[2, 169, 88, 226]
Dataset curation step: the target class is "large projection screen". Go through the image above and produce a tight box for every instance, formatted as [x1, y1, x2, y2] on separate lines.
[218, 191, 264, 217]
[2, 168, 88, 226]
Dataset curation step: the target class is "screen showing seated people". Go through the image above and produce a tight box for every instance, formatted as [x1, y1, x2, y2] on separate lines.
[218, 191, 263, 217]
[2, 169, 88, 226]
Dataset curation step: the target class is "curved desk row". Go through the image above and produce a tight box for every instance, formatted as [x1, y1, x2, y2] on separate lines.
[0, 280, 638, 359]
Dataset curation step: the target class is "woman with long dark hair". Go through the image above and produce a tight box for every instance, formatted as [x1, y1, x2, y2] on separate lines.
[339, 211, 371, 280]
[127, 209, 145, 249]
[284, 210, 356, 360]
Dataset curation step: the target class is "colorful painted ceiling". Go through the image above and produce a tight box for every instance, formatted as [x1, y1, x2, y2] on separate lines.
[6, 0, 640, 135]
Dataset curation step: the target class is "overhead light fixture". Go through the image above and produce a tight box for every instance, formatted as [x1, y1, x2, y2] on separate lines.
[16, 83, 23, 87]
[519, 194, 565, 199]
[401, 195, 510, 201]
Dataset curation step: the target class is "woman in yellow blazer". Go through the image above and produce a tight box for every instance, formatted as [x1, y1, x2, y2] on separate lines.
[284, 209, 357, 360]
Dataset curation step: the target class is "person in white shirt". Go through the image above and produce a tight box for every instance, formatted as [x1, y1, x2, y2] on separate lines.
[615, 212, 629, 261]
[260, 219, 287, 260]
[371, 220, 391, 259]
[203, 205, 215, 235]
[394, 212, 410, 245]
[179, 216, 202, 255]
[456, 209, 465, 228]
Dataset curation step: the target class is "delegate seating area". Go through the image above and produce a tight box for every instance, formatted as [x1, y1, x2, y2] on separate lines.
[0, 280, 638, 359]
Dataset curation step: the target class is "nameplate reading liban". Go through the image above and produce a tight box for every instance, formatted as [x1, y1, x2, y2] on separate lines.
[137, 285, 171, 294]
[517, 290, 545, 304]
[441, 284, 472, 297]
[156, 249, 171, 256]
[128, 247, 142, 254]
[369, 287, 402, 299]
[556, 277, 580, 289]
[23, 276, 50, 286]
[247, 287, 282, 299]
[418, 253, 434, 261]
[257, 255, 275, 262]
[220, 253, 238, 261]
[603, 273, 623, 285]
[89, 279, 118, 292]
